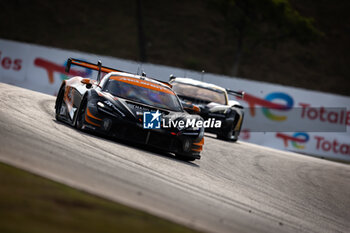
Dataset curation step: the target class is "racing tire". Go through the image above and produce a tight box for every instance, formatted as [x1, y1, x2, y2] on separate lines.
[75, 97, 87, 130]
[217, 128, 236, 142]
[217, 110, 241, 142]
[55, 85, 65, 121]
[175, 153, 197, 162]
[231, 132, 238, 142]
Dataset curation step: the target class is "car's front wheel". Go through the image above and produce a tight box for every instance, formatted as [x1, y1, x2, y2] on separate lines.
[175, 153, 198, 162]
[55, 85, 65, 121]
[217, 126, 237, 142]
[75, 98, 87, 130]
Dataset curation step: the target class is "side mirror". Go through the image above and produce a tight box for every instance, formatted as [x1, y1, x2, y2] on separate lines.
[81, 78, 93, 88]
[226, 89, 245, 99]
[169, 74, 176, 82]
[183, 102, 201, 114]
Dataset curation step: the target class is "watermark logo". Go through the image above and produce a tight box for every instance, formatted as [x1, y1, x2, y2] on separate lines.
[162, 118, 221, 129]
[142, 111, 222, 129]
[143, 110, 161, 129]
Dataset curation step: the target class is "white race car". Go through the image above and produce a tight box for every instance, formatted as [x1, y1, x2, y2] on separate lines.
[170, 76, 244, 142]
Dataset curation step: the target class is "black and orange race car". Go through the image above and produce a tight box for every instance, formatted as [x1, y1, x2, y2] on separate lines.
[55, 58, 204, 161]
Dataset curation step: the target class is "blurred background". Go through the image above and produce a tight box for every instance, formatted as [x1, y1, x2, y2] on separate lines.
[0, 0, 349, 96]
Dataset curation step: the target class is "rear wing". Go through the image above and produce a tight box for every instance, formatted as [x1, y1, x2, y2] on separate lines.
[65, 58, 130, 83]
[65, 58, 172, 88]
[226, 89, 245, 99]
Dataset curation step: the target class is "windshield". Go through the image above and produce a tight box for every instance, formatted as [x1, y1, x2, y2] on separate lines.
[172, 82, 227, 105]
[103, 76, 182, 112]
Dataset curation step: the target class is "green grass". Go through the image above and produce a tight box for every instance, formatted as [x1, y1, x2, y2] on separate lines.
[0, 162, 198, 233]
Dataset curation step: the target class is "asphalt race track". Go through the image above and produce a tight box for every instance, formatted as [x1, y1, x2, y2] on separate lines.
[0, 83, 349, 233]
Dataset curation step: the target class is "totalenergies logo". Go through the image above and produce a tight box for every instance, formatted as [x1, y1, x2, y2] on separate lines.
[276, 132, 309, 149]
[239, 92, 294, 121]
[34, 58, 92, 84]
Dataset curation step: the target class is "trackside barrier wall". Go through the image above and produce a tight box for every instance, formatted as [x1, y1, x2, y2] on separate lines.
[1, 38, 349, 162]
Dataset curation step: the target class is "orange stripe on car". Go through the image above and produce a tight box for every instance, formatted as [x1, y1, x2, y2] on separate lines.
[110, 76, 174, 95]
[85, 113, 101, 127]
[87, 107, 102, 121]
[191, 147, 202, 152]
[193, 138, 204, 146]
[192, 138, 204, 152]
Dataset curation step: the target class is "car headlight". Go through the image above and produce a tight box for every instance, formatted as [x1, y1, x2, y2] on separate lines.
[224, 108, 231, 115]
[179, 122, 200, 131]
[97, 100, 113, 109]
[97, 100, 125, 117]
[182, 126, 203, 137]
[97, 102, 105, 108]
[184, 126, 200, 131]
[177, 125, 186, 131]
[188, 127, 204, 142]
[198, 127, 204, 139]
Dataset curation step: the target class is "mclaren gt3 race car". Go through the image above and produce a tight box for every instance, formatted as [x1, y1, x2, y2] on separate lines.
[169, 76, 244, 142]
[55, 58, 204, 161]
